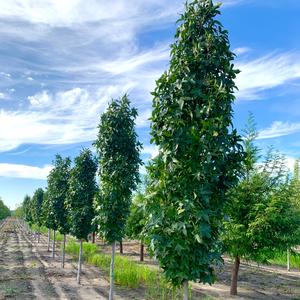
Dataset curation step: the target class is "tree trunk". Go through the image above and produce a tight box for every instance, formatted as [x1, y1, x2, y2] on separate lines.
[47, 229, 51, 252]
[37, 227, 40, 243]
[62, 234, 66, 268]
[77, 240, 83, 284]
[52, 230, 56, 258]
[92, 232, 96, 243]
[140, 242, 144, 262]
[183, 280, 189, 300]
[287, 248, 290, 271]
[109, 241, 116, 300]
[230, 256, 240, 295]
[119, 239, 123, 254]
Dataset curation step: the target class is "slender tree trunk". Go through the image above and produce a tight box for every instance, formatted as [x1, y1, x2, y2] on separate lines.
[140, 242, 144, 262]
[62, 234, 66, 268]
[287, 248, 290, 271]
[183, 280, 189, 300]
[77, 240, 83, 284]
[47, 229, 51, 252]
[230, 256, 240, 296]
[92, 232, 96, 243]
[52, 230, 56, 258]
[109, 241, 116, 300]
[119, 239, 123, 254]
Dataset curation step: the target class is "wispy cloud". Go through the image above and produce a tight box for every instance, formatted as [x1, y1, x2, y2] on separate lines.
[236, 52, 300, 99]
[258, 121, 300, 139]
[0, 163, 52, 179]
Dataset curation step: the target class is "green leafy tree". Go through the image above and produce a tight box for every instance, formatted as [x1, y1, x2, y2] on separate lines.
[31, 188, 44, 243]
[94, 95, 142, 300]
[223, 116, 300, 295]
[126, 192, 146, 261]
[66, 149, 98, 284]
[46, 154, 71, 263]
[144, 1, 243, 298]
[42, 190, 53, 252]
[0, 198, 11, 221]
[23, 195, 33, 227]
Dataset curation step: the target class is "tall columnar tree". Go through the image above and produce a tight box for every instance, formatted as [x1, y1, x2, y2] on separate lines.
[23, 195, 33, 230]
[223, 116, 300, 295]
[94, 95, 142, 300]
[46, 154, 71, 262]
[144, 1, 244, 298]
[42, 190, 54, 252]
[31, 188, 44, 243]
[66, 149, 98, 284]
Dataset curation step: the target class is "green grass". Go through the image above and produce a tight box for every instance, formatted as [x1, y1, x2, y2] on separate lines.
[65, 241, 194, 299]
[30, 224, 74, 242]
[268, 249, 300, 269]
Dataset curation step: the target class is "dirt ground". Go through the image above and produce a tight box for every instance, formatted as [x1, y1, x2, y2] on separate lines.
[0, 217, 300, 300]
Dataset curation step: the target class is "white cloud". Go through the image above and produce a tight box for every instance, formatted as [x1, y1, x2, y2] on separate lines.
[236, 52, 300, 99]
[142, 145, 159, 158]
[0, 92, 8, 100]
[0, 163, 52, 179]
[233, 47, 251, 55]
[258, 121, 300, 139]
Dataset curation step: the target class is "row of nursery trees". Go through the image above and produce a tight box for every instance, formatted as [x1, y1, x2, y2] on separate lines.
[0, 199, 10, 221]
[18, 1, 300, 299]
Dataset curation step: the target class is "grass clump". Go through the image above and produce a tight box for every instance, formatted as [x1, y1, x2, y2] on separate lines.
[268, 249, 300, 268]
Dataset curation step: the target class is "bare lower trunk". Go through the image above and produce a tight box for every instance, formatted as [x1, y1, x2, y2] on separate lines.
[109, 241, 116, 300]
[183, 280, 189, 300]
[52, 230, 56, 258]
[119, 239, 123, 254]
[77, 240, 83, 284]
[37, 228, 40, 243]
[230, 256, 240, 295]
[62, 234, 66, 268]
[47, 229, 51, 252]
[140, 242, 144, 262]
[92, 232, 96, 243]
[287, 248, 290, 271]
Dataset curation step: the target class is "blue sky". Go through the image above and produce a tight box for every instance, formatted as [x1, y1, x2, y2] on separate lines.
[1, 0, 300, 209]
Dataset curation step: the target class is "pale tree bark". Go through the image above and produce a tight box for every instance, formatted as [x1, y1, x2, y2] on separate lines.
[287, 248, 290, 271]
[183, 280, 189, 300]
[77, 240, 83, 284]
[109, 241, 116, 300]
[230, 256, 240, 295]
[47, 229, 51, 252]
[52, 230, 56, 258]
[62, 234, 66, 268]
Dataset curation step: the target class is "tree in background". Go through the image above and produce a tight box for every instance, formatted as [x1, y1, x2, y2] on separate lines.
[66, 149, 97, 284]
[223, 115, 300, 295]
[31, 188, 44, 243]
[94, 95, 142, 300]
[144, 1, 243, 298]
[23, 195, 33, 229]
[126, 192, 146, 261]
[42, 190, 54, 252]
[46, 154, 71, 262]
[0, 198, 11, 221]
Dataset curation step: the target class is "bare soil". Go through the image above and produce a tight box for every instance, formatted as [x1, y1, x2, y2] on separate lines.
[1, 218, 300, 299]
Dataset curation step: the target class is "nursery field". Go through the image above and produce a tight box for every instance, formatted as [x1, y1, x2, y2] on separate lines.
[0, 217, 300, 300]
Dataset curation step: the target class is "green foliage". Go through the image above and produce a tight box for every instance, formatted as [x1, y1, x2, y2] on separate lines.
[145, 0, 243, 287]
[0, 199, 11, 220]
[66, 149, 97, 240]
[23, 195, 33, 225]
[94, 95, 142, 243]
[45, 155, 71, 233]
[268, 249, 300, 268]
[31, 188, 44, 227]
[13, 205, 24, 218]
[223, 117, 300, 262]
[126, 192, 146, 240]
